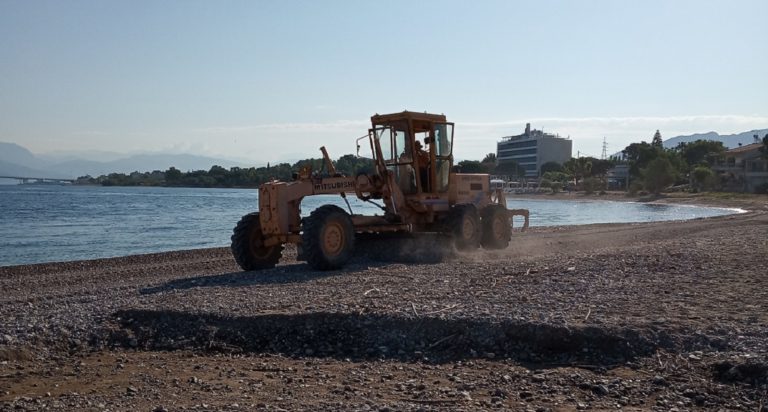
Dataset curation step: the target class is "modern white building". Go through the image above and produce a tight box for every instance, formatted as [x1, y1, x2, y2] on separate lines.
[497, 123, 573, 177]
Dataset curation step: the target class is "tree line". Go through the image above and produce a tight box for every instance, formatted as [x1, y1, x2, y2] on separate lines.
[619, 131, 768, 194]
[78, 132, 768, 194]
[76, 154, 374, 188]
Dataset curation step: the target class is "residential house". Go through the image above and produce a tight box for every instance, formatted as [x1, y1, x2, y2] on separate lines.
[712, 142, 768, 193]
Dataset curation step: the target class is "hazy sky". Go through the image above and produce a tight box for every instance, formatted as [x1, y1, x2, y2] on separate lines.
[1, 0, 766, 165]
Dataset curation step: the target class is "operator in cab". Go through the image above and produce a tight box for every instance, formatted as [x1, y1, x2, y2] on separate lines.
[415, 140, 430, 191]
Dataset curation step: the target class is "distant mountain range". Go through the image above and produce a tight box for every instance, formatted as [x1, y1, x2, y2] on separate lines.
[662, 129, 768, 149]
[0, 142, 254, 179]
[4, 128, 767, 180]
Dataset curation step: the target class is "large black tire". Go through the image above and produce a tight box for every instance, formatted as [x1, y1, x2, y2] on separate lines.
[302, 205, 355, 270]
[448, 204, 481, 251]
[481, 204, 511, 249]
[231, 212, 283, 271]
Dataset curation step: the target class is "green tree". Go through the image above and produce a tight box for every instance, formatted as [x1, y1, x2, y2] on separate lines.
[480, 153, 497, 174]
[666, 150, 688, 185]
[652, 130, 663, 148]
[208, 165, 228, 186]
[209, 165, 227, 175]
[336, 154, 374, 176]
[642, 157, 676, 194]
[292, 158, 325, 174]
[622, 141, 662, 180]
[692, 165, 717, 192]
[540, 161, 563, 175]
[335, 154, 356, 175]
[588, 158, 615, 178]
[456, 160, 485, 173]
[75, 175, 97, 185]
[481, 153, 497, 163]
[564, 157, 592, 186]
[582, 177, 604, 194]
[165, 167, 183, 184]
[542, 171, 570, 183]
[761, 134, 768, 159]
[674, 140, 726, 171]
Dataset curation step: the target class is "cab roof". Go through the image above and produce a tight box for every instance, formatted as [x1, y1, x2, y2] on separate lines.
[370, 111, 448, 133]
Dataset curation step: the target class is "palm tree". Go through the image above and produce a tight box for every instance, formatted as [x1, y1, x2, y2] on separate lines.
[564, 157, 593, 186]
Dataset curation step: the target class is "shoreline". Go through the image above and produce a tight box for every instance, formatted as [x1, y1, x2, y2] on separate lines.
[509, 190, 768, 211]
[7, 182, 765, 210]
[1, 193, 762, 269]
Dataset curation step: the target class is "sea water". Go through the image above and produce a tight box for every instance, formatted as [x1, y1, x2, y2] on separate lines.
[0, 185, 741, 266]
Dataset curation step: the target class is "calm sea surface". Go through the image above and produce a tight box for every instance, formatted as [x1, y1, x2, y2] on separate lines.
[0, 185, 742, 266]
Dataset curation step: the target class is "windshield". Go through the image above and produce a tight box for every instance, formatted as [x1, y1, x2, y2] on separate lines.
[434, 123, 453, 157]
[433, 123, 454, 192]
[375, 126, 412, 166]
[372, 125, 419, 194]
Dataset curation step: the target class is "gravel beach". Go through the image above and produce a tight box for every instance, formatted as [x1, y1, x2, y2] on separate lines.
[1, 196, 767, 411]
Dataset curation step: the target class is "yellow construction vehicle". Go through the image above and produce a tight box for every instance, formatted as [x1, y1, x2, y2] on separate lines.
[231, 111, 529, 271]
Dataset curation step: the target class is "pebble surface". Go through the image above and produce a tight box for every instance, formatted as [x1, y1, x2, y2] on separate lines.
[1, 206, 766, 411]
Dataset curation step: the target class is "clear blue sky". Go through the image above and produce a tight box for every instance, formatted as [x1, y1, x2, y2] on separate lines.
[1, 0, 766, 164]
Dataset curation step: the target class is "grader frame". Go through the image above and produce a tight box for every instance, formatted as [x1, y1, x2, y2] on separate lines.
[231, 111, 529, 271]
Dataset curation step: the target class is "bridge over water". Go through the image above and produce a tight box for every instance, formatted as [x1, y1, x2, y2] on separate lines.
[0, 175, 75, 184]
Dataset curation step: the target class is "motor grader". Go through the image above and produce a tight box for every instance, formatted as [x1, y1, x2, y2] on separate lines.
[231, 111, 529, 271]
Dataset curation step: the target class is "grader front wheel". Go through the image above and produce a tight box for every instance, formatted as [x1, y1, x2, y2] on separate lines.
[231, 212, 283, 270]
[302, 205, 355, 270]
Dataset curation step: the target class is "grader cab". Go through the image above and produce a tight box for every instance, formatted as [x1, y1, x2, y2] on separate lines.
[231, 111, 529, 271]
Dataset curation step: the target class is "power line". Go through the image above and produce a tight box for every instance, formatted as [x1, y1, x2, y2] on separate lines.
[601, 137, 608, 160]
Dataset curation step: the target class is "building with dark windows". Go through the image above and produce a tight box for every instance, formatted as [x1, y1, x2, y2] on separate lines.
[497, 123, 573, 178]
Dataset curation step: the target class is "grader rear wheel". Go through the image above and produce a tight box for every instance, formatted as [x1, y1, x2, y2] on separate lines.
[231, 212, 283, 270]
[302, 205, 355, 270]
[481, 204, 511, 249]
[449, 204, 481, 251]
